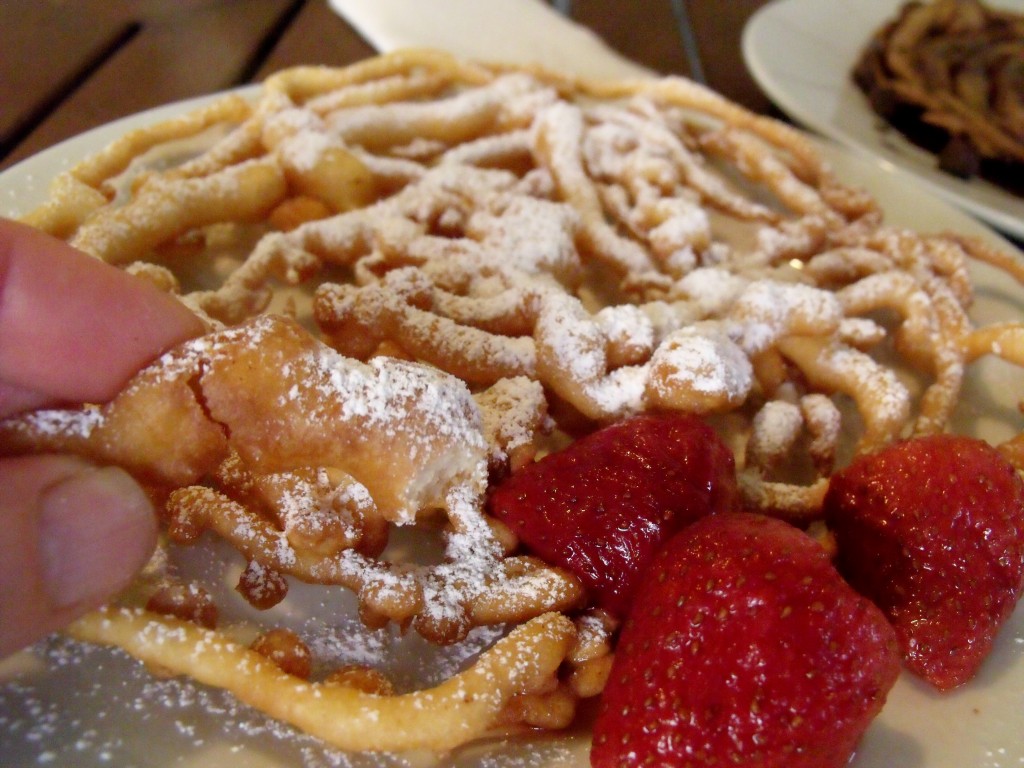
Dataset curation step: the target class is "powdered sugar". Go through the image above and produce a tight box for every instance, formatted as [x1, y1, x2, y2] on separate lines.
[649, 325, 753, 407]
[7, 407, 103, 440]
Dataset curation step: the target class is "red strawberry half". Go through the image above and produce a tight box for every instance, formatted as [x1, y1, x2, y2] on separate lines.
[592, 512, 900, 768]
[823, 433, 1024, 689]
[487, 413, 738, 618]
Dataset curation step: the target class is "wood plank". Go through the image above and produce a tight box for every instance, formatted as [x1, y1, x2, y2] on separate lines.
[686, 0, 774, 112]
[0, 1, 135, 158]
[253, 0, 376, 77]
[533, 0, 773, 112]
[1, 0, 298, 170]
[572, 1, 692, 78]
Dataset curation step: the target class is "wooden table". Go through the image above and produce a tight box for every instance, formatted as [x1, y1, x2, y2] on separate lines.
[0, 0, 773, 172]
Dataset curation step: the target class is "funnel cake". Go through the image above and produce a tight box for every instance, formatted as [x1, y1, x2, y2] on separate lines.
[4, 49, 1024, 755]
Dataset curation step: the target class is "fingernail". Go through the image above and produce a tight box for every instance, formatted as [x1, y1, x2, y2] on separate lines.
[38, 466, 157, 610]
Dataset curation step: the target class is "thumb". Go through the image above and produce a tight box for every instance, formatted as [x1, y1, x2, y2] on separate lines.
[0, 455, 157, 658]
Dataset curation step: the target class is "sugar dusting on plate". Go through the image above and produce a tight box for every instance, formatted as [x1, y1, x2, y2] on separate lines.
[0, 534, 583, 767]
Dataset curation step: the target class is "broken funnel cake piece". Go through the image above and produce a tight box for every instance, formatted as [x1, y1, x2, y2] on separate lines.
[2, 47, 1024, 764]
[852, 0, 1024, 192]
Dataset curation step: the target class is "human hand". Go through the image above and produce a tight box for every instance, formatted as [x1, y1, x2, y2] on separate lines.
[0, 218, 203, 657]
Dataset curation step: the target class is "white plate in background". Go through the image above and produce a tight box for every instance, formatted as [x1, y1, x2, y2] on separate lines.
[742, 0, 1024, 241]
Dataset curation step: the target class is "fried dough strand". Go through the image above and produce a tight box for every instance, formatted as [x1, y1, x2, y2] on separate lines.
[69, 608, 576, 752]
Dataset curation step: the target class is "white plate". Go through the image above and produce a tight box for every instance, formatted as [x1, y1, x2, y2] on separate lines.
[1, 96, 1023, 768]
[742, 0, 1024, 241]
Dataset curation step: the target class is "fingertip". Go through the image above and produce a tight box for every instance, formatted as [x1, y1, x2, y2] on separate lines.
[0, 218, 204, 407]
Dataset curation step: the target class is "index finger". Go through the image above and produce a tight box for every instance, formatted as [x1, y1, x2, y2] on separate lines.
[0, 219, 203, 414]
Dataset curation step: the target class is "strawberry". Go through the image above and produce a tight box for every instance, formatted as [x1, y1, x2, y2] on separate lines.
[823, 433, 1024, 689]
[487, 413, 737, 618]
[591, 512, 900, 768]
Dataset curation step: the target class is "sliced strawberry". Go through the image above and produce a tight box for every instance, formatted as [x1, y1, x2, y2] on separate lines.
[592, 512, 899, 768]
[823, 433, 1024, 689]
[487, 412, 737, 618]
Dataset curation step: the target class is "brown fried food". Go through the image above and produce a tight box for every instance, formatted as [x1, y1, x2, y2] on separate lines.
[853, 0, 1024, 191]
[0, 314, 583, 644]
[68, 607, 577, 753]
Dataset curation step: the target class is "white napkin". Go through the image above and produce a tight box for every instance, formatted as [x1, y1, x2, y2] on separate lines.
[327, 0, 653, 79]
